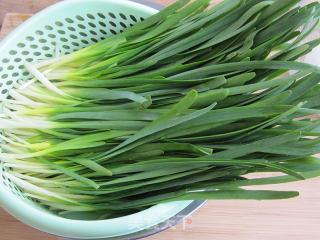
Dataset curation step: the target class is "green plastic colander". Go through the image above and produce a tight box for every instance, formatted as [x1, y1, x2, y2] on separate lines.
[0, 0, 205, 239]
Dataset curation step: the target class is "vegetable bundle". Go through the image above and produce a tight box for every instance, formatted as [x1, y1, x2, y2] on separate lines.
[1, 0, 320, 219]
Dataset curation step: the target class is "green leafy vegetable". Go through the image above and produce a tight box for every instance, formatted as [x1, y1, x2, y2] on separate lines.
[1, 0, 320, 219]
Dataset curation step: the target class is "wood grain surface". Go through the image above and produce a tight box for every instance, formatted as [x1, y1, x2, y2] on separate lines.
[0, 13, 31, 40]
[0, 0, 319, 240]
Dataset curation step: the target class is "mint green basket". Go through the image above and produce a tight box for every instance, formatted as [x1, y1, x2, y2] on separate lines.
[0, 0, 201, 239]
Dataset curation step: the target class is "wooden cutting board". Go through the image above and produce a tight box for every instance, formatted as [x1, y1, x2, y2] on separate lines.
[0, 1, 320, 240]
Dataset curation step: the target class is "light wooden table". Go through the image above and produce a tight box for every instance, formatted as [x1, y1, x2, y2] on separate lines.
[0, 1, 320, 240]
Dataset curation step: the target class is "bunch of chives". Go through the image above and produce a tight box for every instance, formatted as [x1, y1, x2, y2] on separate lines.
[1, 0, 320, 218]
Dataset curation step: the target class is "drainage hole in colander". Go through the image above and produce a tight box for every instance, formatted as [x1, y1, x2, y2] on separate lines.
[35, 30, 44, 35]
[130, 15, 137, 22]
[70, 34, 77, 39]
[21, 50, 30, 55]
[45, 25, 53, 30]
[9, 50, 17, 55]
[87, 13, 95, 20]
[120, 22, 127, 28]
[100, 29, 107, 35]
[1, 74, 8, 79]
[78, 24, 86, 29]
[109, 21, 116, 27]
[97, 12, 106, 19]
[99, 21, 106, 27]
[119, 13, 127, 20]
[48, 33, 56, 39]
[76, 15, 85, 21]
[108, 12, 116, 19]
[79, 32, 88, 37]
[17, 42, 25, 47]
[55, 21, 63, 26]
[88, 22, 97, 28]
[65, 18, 74, 23]
[6, 80, 13, 86]
[89, 30, 97, 36]
[60, 37, 68, 42]
[26, 36, 34, 41]
[58, 30, 66, 35]
[67, 26, 76, 31]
